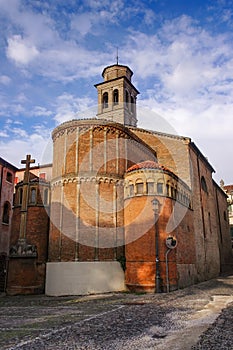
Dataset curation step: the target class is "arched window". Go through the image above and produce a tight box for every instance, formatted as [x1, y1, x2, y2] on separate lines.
[136, 182, 143, 195]
[180, 191, 184, 203]
[130, 95, 134, 113]
[30, 188, 36, 204]
[188, 196, 191, 208]
[44, 188, 49, 205]
[129, 184, 134, 197]
[147, 182, 154, 194]
[171, 187, 174, 198]
[201, 176, 208, 193]
[6, 171, 13, 183]
[177, 191, 180, 201]
[19, 188, 23, 205]
[157, 183, 163, 195]
[103, 92, 108, 108]
[113, 89, 119, 105]
[125, 90, 129, 109]
[2, 202, 10, 224]
[166, 184, 170, 197]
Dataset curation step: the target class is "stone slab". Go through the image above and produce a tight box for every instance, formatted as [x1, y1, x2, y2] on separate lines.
[45, 261, 126, 296]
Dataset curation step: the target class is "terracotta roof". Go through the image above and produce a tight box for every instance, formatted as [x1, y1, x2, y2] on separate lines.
[224, 185, 233, 192]
[30, 178, 49, 184]
[16, 177, 49, 186]
[126, 160, 173, 174]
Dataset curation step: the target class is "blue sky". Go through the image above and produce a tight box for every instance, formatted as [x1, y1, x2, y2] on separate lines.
[0, 0, 232, 184]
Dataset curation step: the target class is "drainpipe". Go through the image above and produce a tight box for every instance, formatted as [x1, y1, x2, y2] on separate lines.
[165, 248, 171, 292]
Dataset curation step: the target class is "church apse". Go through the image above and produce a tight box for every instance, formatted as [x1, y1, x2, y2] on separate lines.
[49, 120, 157, 264]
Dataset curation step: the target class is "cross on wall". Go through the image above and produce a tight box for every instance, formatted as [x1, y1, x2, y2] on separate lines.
[21, 154, 35, 183]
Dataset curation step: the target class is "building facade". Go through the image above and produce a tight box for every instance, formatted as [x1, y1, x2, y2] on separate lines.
[0, 157, 18, 293]
[6, 64, 233, 295]
[223, 184, 233, 247]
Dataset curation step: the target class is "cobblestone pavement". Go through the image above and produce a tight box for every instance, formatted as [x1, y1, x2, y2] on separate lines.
[0, 274, 233, 350]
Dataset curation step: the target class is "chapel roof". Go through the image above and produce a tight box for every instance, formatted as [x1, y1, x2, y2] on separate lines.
[126, 160, 173, 174]
[224, 184, 233, 192]
[16, 176, 49, 187]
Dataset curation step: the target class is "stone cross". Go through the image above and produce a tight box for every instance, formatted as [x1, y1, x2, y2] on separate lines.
[21, 154, 35, 184]
[19, 154, 35, 239]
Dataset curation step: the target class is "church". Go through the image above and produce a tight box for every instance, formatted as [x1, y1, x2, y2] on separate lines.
[6, 63, 233, 295]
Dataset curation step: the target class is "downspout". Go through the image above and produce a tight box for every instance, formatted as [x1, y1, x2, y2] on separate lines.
[165, 248, 171, 292]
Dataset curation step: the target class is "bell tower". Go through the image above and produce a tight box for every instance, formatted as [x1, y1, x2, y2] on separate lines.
[95, 64, 139, 127]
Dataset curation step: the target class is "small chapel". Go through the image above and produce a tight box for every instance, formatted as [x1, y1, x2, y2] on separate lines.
[6, 63, 233, 295]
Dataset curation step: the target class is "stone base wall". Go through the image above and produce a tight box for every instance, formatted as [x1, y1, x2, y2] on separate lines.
[45, 261, 126, 296]
[7, 258, 46, 295]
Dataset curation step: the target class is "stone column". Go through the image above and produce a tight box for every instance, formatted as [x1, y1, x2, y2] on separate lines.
[75, 180, 81, 261]
[113, 182, 117, 260]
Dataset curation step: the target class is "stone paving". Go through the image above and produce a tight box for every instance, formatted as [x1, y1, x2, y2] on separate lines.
[0, 274, 233, 349]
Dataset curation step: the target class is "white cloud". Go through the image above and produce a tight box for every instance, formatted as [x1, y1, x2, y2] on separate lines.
[71, 13, 94, 36]
[120, 15, 233, 184]
[33, 106, 53, 117]
[5, 118, 23, 126]
[0, 75, 11, 85]
[7, 35, 39, 65]
[123, 15, 233, 125]
[0, 135, 51, 168]
[5, 119, 13, 124]
[0, 0, 147, 82]
[11, 127, 28, 138]
[0, 131, 9, 137]
[143, 9, 156, 25]
[16, 92, 28, 103]
[0, 0, 57, 46]
[0, 118, 52, 167]
[221, 9, 233, 22]
[13, 120, 23, 125]
[54, 93, 96, 124]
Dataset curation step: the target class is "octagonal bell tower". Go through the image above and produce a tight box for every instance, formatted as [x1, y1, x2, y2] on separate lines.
[95, 64, 139, 127]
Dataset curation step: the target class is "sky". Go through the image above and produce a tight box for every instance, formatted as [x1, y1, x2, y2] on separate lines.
[0, 0, 232, 184]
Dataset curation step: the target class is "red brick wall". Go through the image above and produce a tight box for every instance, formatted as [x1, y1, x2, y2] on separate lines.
[189, 146, 221, 281]
[0, 164, 16, 255]
[214, 183, 233, 272]
[131, 129, 191, 186]
[124, 194, 195, 292]
[125, 196, 174, 292]
[7, 184, 49, 295]
[7, 258, 43, 295]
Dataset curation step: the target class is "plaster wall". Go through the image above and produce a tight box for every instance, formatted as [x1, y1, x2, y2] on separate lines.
[45, 261, 126, 296]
